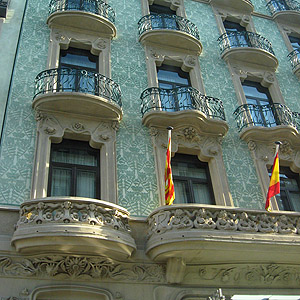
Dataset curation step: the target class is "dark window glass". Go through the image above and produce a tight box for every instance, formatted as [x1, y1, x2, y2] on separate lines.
[48, 139, 100, 199]
[65, 0, 96, 12]
[268, 166, 300, 212]
[60, 47, 98, 71]
[59, 47, 98, 92]
[223, 20, 246, 33]
[242, 80, 278, 127]
[157, 64, 191, 111]
[172, 154, 215, 205]
[223, 20, 250, 48]
[149, 3, 177, 30]
[149, 3, 176, 15]
[288, 35, 300, 51]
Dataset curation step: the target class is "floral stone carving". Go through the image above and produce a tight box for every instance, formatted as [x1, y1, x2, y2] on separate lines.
[0, 255, 165, 283]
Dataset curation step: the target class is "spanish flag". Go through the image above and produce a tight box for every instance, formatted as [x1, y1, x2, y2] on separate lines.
[265, 144, 280, 212]
[165, 128, 175, 205]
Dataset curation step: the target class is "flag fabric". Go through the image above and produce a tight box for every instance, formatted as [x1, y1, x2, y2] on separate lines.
[165, 129, 175, 205]
[265, 144, 280, 212]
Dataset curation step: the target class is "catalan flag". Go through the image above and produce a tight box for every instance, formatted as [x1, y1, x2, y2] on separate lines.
[265, 143, 280, 212]
[165, 128, 175, 205]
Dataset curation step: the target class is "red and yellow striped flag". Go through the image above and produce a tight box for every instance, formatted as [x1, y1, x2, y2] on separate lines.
[265, 144, 280, 212]
[165, 128, 175, 205]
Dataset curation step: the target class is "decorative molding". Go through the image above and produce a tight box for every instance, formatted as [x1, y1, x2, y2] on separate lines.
[148, 206, 300, 237]
[155, 127, 223, 159]
[0, 255, 165, 283]
[17, 199, 131, 232]
[197, 263, 300, 287]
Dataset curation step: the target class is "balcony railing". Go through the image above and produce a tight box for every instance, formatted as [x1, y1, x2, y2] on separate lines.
[288, 48, 300, 70]
[140, 87, 226, 121]
[138, 14, 200, 41]
[49, 0, 115, 23]
[233, 103, 298, 132]
[34, 67, 122, 107]
[266, 0, 300, 15]
[218, 31, 275, 56]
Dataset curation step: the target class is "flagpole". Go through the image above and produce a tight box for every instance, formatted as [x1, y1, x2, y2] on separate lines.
[265, 141, 282, 212]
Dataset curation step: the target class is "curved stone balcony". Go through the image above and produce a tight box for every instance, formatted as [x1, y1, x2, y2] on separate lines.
[146, 204, 300, 282]
[266, 0, 300, 24]
[11, 197, 136, 259]
[288, 49, 300, 79]
[233, 103, 300, 143]
[218, 32, 278, 70]
[210, 0, 253, 14]
[140, 87, 228, 136]
[138, 14, 202, 54]
[47, 0, 116, 36]
[33, 67, 122, 120]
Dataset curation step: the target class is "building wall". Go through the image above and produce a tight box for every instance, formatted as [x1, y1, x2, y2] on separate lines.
[1, 0, 300, 297]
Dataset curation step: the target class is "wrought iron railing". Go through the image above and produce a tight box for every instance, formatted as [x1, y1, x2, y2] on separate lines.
[288, 48, 300, 70]
[266, 0, 300, 15]
[138, 14, 200, 40]
[34, 67, 122, 107]
[233, 103, 298, 132]
[49, 0, 115, 23]
[218, 31, 275, 56]
[140, 86, 226, 121]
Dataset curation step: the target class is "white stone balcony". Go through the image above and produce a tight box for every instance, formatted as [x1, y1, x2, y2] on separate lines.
[12, 197, 136, 260]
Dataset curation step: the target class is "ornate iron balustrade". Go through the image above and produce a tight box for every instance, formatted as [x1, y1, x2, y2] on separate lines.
[49, 0, 115, 23]
[138, 14, 200, 40]
[218, 31, 275, 56]
[266, 0, 300, 15]
[288, 48, 300, 70]
[233, 103, 298, 132]
[34, 67, 122, 107]
[140, 87, 226, 121]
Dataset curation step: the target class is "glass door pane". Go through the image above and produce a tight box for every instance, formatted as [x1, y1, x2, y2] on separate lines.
[76, 170, 97, 198]
[51, 167, 72, 196]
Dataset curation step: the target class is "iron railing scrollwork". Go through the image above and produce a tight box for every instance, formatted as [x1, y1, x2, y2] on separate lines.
[34, 67, 122, 107]
[233, 103, 299, 132]
[266, 0, 300, 15]
[138, 14, 200, 40]
[49, 0, 115, 23]
[288, 48, 300, 70]
[218, 31, 275, 56]
[140, 86, 226, 121]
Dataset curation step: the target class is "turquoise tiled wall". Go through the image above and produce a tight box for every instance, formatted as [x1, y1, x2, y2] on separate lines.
[1, 0, 300, 215]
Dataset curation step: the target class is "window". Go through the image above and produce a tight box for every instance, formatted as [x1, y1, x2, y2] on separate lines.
[270, 167, 300, 212]
[59, 47, 98, 93]
[223, 20, 250, 48]
[48, 139, 100, 199]
[149, 3, 177, 30]
[157, 64, 192, 111]
[172, 154, 215, 205]
[242, 80, 279, 127]
[63, 0, 97, 12]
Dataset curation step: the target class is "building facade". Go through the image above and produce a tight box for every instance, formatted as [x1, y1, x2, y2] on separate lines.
[1, 0, 300, 298]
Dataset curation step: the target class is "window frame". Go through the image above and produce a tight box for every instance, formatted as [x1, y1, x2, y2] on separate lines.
[48, 139, 101, 199]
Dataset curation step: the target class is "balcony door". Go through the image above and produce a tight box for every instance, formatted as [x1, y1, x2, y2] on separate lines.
[157, 64, 191, 111]
[242, 80, 278, 127]
[149, 3, 177, 30]
[65, 0, 96, 13]
[59, 47, 98, 93]
[269, 167, 300, 212]
[223, 20, 249, 48]
[288, 35, 300, 65]
[172, 154, 215, 205]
